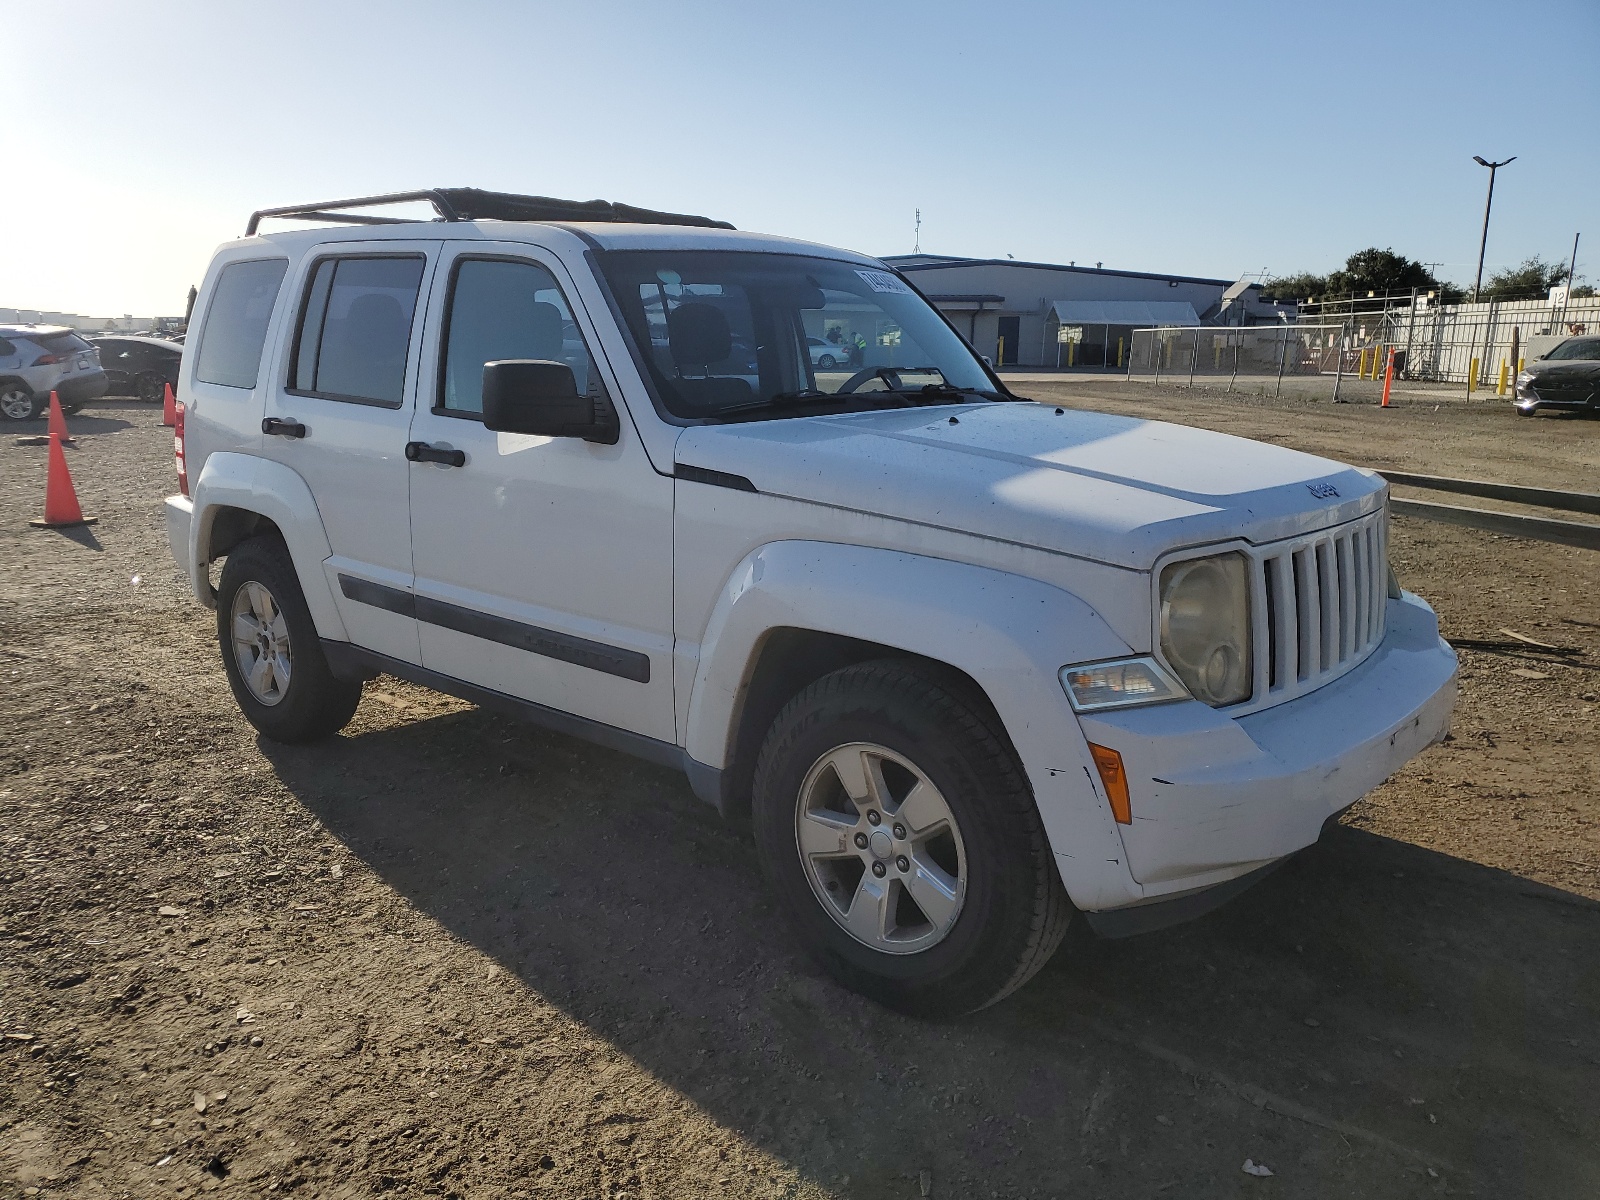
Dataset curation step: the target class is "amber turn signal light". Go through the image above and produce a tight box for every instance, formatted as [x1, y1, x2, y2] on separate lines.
[1087, 743, 1132, 825]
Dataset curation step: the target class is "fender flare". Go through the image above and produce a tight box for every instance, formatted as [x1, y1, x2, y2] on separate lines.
[187, 452, 349, 641]
[683, 540, 1146, 910]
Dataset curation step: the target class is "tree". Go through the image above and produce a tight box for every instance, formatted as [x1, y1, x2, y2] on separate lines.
[1260, 271, 1327, 303]
[1265, 248, 1446, 304]
[1323, 248, 1442, 299]
[1482, 256, 1570, 300]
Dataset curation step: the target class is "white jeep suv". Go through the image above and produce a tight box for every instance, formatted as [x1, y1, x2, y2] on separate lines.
[163, 189, 1457, 1016]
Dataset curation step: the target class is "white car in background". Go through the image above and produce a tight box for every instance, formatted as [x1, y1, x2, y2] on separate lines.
[807, 336, 846, 368]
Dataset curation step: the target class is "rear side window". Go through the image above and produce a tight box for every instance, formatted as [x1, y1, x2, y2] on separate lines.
[291, 256, 425, 407]
[440, 258, 595, 415]
[0, 338, 15, 355]
[195, 259, 289, 388]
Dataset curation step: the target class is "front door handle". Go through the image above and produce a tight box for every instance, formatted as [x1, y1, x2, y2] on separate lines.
[262, 417, 307, 438]
[405, 441, 466, 467]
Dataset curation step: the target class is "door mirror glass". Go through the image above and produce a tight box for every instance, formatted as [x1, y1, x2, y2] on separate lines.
[482, 359, 618, 443]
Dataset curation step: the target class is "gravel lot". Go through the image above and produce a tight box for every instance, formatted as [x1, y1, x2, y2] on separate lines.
[2, 392, 1597, 1199]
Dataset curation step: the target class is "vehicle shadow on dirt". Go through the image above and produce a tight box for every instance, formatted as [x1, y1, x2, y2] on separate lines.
[262, 703, 1600, 1197]
[9, 412, 136, 436]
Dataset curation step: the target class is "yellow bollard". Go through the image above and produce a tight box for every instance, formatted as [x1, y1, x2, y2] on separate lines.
[1067, 342, 1075, 368]
[997, 336, 1005, 367]
[1497, 357, 1509, 397]
[1117, 337, 1124, 368]
[1214, 344, 1222, 370]
[1468, 356, 1479, 395]
[1357, 348, 1368, 379]
[1517, 356, 1525, 375]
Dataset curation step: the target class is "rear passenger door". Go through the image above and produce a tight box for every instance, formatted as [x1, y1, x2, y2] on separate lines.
[259, 241, 442, 666]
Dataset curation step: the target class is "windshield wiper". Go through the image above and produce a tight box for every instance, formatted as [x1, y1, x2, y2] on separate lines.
[712, 389, 857, 417]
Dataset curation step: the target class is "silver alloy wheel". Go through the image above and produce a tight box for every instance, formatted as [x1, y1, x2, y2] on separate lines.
[1, 387, 34, 420]
[230, 581, 292, 706]
[794, 741, 967, 955]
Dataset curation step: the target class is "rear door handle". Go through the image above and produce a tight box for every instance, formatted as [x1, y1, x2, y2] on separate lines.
[262, 417, 306, 438]
[405, 441, 465, 467]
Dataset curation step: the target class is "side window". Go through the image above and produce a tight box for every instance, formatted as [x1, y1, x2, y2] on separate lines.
[440, 258, 595, 415]
[290, 256, 426, 407]
[195, 259, 289, 388]
[0, 338, 15, 356]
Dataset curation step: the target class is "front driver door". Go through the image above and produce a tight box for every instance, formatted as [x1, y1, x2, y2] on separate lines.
[405, 245, 676, 745]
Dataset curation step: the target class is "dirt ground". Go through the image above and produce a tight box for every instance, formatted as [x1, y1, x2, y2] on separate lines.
[2, 391, 1597, 1200]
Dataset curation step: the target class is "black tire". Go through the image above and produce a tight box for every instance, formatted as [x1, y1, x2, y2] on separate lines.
[60, 402, 84, 416]
[216, 535, 362, 743]
[752, 659, 1070, 1017]
[817, 354, 838, 369]
[136, 372, 166, 404]
[0, 381, 39, 422]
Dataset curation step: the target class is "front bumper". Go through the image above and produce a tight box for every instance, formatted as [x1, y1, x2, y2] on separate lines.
[55, 370, 109, 403]
[1077, 590, 1456, 907]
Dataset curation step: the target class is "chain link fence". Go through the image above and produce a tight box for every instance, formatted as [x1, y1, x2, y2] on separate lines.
[1303, 296, 1600, 387]
[1127, 325, 1350, 392]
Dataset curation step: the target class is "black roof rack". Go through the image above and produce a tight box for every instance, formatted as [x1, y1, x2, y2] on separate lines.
[245, 187, 734, 236]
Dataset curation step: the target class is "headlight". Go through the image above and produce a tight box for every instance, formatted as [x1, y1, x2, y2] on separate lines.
[1159, 552, 1253, 707]
[1059, 657, 1188, 712]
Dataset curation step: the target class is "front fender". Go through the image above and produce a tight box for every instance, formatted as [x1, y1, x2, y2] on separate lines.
[684, 540, 1146, 910]
[188, 453, 348, 641]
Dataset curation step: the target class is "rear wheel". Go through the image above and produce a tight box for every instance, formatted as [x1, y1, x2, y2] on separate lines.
[216, 535, 362, 742]
[0, 382, 39, 422]
[752, 659, 1070, 1017]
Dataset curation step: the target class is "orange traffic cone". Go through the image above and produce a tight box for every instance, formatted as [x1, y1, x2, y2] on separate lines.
[47, 391, 75, 444]
[162, 382, 177, 427]
[28, 432, 97, 529]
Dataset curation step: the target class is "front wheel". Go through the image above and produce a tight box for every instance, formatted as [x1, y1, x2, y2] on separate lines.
[817, 354, 838, 369]
[752, 660, 1070, 1017]
[216, 535, 363, 742]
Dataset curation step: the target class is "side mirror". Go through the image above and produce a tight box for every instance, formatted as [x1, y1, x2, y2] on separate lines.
[481, 360, 619, 444]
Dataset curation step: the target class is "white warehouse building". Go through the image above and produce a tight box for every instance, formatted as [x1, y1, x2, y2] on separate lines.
[881, 254, 1292, 368]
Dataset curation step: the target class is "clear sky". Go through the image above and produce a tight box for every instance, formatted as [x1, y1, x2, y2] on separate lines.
[6, 0, 1597, 316]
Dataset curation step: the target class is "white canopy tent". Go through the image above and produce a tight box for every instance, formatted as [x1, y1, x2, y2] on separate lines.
[1043, 300, 1202, 367]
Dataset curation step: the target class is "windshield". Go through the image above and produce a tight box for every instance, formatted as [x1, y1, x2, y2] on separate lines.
[595, 250, 1002, 420]
[1545, 338, 1600, 361]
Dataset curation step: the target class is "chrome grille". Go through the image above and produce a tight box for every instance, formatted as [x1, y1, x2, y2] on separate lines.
[1250, 508, 1388, 708]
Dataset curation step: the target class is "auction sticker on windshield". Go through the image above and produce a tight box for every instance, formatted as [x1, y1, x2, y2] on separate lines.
[856, 269, 912, 295]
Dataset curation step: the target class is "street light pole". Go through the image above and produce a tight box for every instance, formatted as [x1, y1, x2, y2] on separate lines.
[1471, 155, 1516, 303]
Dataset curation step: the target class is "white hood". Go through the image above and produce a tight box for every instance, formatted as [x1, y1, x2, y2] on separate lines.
[673, 402, 1385, 571]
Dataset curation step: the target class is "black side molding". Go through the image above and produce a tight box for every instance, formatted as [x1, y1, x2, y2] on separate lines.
[335, 574, 649, 683]
[338, 573, 415, 617]
[673, 464, 758, 493]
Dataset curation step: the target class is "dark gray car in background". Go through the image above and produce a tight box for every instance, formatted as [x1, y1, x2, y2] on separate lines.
[1516, 336, 1600, 416]
[91, 334, 184, 403]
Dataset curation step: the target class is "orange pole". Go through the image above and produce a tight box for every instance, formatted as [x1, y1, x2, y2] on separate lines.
[1380, 348, 1395, 407]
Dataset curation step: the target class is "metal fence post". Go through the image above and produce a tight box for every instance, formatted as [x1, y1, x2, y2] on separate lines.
[1188, 328, 1200, 386]
[1228, 335, 1240, 394]
[1153, 331, 1163, 384]
[1331, 321, 1349, 403]
[1403, 286, 1418, 380]
[1275, 324, 1289, 396]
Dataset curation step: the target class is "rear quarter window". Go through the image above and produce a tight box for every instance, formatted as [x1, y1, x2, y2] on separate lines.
[195, 258, 290, 388]
[36, 332, 94, 355]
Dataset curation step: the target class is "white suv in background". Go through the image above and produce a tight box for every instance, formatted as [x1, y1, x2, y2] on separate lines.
[163, 189, 1457, 1016]
[0, 325, 108, 420]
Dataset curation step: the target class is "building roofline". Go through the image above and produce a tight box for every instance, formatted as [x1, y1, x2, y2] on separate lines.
[885, 255, 1245, 290]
